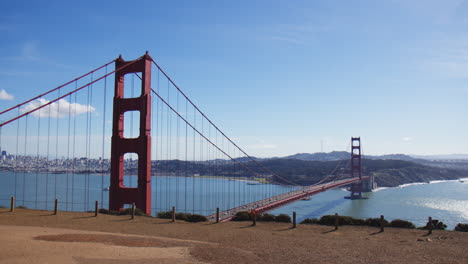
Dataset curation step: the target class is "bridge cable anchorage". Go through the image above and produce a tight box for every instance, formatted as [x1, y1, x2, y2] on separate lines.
[0, 58, 141, 128]
[0, 59, 116, 117]
[149, 59, 300, 187]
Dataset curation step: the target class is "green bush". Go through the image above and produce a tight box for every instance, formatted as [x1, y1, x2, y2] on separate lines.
[364, 218, 388, 227]
[389, 219, 415, 229]
[421, 219, 447, 230]
[455, 223, 468, 232]
[300, 218, 319, 224]
[16, 205, 28, 209]
[156, 211, 206, 222]
[259, 213, 276, 222]
[185, 213, 207, 222]
[231, 211, 252, 221]
[119, 208, 147, 216]
[275, 214, 291, 223]
[318, 215, 364, 226]
[157, 211, 173, 219]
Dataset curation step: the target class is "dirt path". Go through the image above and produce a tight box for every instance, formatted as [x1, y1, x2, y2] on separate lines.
[0, 209, 467, 263]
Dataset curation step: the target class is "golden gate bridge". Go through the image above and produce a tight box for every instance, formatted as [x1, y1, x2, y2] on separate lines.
[0, 52, 373, 219]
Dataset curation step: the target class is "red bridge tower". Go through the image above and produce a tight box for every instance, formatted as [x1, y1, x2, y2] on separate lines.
[109, 53, 152, 214]
[348, 137, 363, 199]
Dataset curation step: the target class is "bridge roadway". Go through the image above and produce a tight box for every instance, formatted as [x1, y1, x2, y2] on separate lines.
[207, 176, 369, 222]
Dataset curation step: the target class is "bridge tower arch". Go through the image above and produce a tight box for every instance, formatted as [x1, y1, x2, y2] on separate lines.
[109, 53, 152, 214]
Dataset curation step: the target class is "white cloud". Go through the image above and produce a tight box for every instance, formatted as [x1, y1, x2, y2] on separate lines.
[0, 89, 14, 100]
[402, 137, 413, 142]
[20, 98, 95, 118]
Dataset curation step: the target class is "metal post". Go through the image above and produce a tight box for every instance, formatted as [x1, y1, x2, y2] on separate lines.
[216, 208, 220, 223]
[10, 196, 14, 212]
[428, 217, 433, 235]
[334, 213, 339, 230]
[380, 215, 385, 232]
[293, 212, 297, 229]
[94, 201, 98, 217]
[172, 206, 176, 222]
[54, 199, 58, 215]
[131, 203, 135, 220]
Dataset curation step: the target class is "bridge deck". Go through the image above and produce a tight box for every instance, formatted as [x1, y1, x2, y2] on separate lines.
[207, 176, 369, 222]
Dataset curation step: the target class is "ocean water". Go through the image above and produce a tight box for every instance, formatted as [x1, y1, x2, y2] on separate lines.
[0, 171, 467, 229]
[271, 178, 468, 229]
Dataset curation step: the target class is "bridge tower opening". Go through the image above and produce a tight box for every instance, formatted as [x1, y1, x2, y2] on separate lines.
[109, 53, 152, 214]
[347, 137, 365, 199]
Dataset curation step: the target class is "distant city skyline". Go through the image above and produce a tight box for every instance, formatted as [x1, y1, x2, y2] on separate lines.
[1, 1, 467, 157]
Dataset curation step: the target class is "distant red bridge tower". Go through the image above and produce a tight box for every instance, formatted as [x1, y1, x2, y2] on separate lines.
[109, 53, 152, 214]
[348, 137, 363, 199]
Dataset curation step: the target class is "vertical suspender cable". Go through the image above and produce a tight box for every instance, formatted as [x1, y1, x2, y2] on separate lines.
[101, 66, 107, 207]
[22, 115, 28, 206]
[35, 110, 40, 208]
[45, 96, 51, 209]
[66, 95, 72, 211]
[71, 92, 77, 210]
[14, 107, 20, 203]
[54, 89, 60, 200]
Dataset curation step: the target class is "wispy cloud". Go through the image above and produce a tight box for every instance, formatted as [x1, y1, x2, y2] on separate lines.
[0, 89, 14, 100]
[1, 42, 75, 70]
[402, 137, 413, 142]
[20, 98, 95, 118]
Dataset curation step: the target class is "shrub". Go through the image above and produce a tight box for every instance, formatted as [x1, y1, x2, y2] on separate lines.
[421, 219, 447, 230]
[185, 213, 207, 222]
[157, 211, 173, 219]
[318, 215, 364, 226]
[175, 212, 188, 221]
[231, 211, 252, 221]
[119, 208, 147, 216]
[259, 213, 276, 222]
[275, 214, 291, 223]
[364, 218, 388, 227]
[300, 218, 319, 224]
[157, 211, 206, 222]
[16, 205, 27, 209]
[389, 219, 415, 229]
[455, 223, 468, 232]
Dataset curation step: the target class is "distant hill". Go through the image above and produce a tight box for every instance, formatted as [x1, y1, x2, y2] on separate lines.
[283, 151, 349, 161]
[282, 151, 420, 162]
[411, 154, 468, 160]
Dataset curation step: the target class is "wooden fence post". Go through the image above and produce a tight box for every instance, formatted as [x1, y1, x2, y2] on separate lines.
[54, 199, 58, 215]
[292, 212, 297, 229]
[131, 203, 135, 220]
[216, 208, 220, 223]
[380, 215, 385, 232]
[172, 206, 176, 222]
[427, 217, 433, 235]
[10, 196, 14, 212]
[334, 213, 339, 230]
[94, 201, 98, 217]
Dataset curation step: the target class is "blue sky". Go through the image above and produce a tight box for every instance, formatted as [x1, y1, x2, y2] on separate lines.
[0, 0, 467, 157]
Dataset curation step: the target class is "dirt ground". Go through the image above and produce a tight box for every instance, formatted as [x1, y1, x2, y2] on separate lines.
[0, 208, 467, 264]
